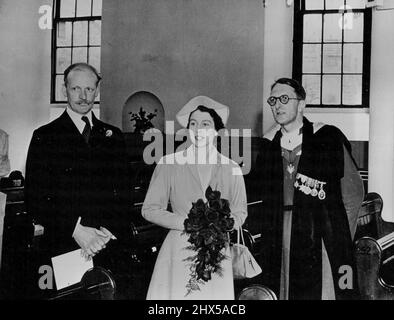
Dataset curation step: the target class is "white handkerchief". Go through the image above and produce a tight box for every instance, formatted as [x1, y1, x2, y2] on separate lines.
[51, 249, 93, 290]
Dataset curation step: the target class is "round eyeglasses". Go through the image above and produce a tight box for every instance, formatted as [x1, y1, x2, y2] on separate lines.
[267, 95, 301, 107]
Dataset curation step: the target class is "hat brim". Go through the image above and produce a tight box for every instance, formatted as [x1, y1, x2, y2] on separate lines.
[176, 96, 229, 128]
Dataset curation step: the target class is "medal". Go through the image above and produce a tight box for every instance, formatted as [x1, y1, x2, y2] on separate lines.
[318, 189, 326, 200]
[294, 181, 299, 188]
[304, 186, 312, 195]
[310, 179, 317, 196]
[318, 182, 326, 200]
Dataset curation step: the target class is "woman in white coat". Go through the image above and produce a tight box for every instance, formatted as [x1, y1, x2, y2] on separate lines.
[142, 96, 247, 300]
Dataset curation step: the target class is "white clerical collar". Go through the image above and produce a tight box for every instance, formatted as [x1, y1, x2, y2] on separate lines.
[66, 107, 93, 134]
[280, 123, 303, 151]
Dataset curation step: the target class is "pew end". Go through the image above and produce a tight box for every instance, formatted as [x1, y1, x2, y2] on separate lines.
[355, 233, 394, 300]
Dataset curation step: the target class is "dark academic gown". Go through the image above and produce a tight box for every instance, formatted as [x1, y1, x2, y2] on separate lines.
[257, 117, 363, 300]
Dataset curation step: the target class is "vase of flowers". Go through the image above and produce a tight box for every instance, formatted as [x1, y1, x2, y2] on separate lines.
[129, 107, 158, 134]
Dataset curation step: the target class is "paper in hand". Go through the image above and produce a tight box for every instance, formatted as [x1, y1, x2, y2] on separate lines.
[51, 249, 93, 290]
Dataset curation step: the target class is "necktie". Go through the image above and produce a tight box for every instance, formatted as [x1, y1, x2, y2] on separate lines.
[81, 116, 91, 144]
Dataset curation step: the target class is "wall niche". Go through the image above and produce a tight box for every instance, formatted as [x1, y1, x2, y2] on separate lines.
[122, 91, 164, 134]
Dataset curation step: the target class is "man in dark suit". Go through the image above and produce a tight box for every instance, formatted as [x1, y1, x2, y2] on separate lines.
[25, 63, 130, 294]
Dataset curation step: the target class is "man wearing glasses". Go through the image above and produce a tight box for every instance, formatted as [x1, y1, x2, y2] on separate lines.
[257, 78, 364, 300]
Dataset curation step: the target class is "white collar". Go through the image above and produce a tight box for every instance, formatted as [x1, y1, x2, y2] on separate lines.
[280, 122, 303, 137]
[66, 107, 93, 134]
[280, 124, 303, 151]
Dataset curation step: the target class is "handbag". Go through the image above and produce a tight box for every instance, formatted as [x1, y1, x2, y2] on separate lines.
[231, 227, 262, 279]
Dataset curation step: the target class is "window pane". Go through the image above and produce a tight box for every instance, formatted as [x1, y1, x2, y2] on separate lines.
[306, 0, 324, 10]
[57, 21, 72, 47]
[303, 75, 321, 105]
[76, 0, 92, 17]
[88, 47, 101, 72]
[345, 0, 365, 9]
[343, 44, 363, 73]
[55, 75, 66, 101]
[324, 14, 342, 42]
[73, 21, 88, 46]
[322, 75, 341, 104]
[89, 20, 101, 45]
[72, 47, 88, 63]
[325, 0, 344, 10]
[343, 75, 362, 105]
[323, 44, 342, 73]
[92, 0, 102, 16]
[56, 48, 72, 73]
[304, 15, 322, 43]
[344, 13, 364, 42]
[303, 44, 321, 73]
[60, 0, 76, 18]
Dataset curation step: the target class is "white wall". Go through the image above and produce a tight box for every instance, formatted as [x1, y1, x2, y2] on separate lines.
[101, 0, 265, 136]
[305, 109, 369, 141]
[368, 7, 394, 222]
[0, 0, 53, 174]
[262, 1, 294, 134]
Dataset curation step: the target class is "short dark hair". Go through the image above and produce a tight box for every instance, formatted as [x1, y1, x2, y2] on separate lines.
[271, 78, 306, 100]
[187, 105, 225, 131]
[64, 63, 102, 86]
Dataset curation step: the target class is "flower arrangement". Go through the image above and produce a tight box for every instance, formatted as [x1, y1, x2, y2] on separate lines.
[129, 107, 158, 134]
[183, 186, 234, 295]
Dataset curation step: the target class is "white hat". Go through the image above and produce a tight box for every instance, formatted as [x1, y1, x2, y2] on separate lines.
[176, 96, 229, 128]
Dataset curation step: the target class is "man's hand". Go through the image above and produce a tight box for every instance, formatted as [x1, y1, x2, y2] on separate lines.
[73, 224, 111, 259]
[99, 226, 117, 240]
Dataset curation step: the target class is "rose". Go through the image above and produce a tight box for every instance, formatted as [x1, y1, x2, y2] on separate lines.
[184, 219, 193, 233]
[209, 199, 223, 212]
[194, 199, 206, 214]
[220, 199, 231, 216]
[225, 217, 235, 231]
[205, 208, 219, 223]
[216, 218, 229, 231]
[184, 218, 203, 233]
[189, 205, 204, 219]
[205, 186, 221, 201]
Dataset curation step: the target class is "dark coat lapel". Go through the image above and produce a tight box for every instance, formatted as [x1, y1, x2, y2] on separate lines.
[90, 112, 112, 149]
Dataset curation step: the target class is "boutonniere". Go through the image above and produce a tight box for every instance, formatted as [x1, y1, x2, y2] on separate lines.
[105, 129, 113, 137]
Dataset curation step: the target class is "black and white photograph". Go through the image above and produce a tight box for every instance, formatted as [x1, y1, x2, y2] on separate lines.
[0, 0, 393, 307]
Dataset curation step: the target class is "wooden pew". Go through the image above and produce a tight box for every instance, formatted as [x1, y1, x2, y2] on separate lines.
[355, 232, 394, 299]
[354, 192, 394, 299]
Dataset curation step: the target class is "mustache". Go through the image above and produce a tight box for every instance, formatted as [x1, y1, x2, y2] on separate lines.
[76, 100, 92, 104]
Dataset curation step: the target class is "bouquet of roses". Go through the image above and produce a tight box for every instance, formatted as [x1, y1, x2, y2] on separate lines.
[183, 186, 234, 295]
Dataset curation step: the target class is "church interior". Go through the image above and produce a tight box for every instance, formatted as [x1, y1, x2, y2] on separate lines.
[0, 0, 394, 300]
